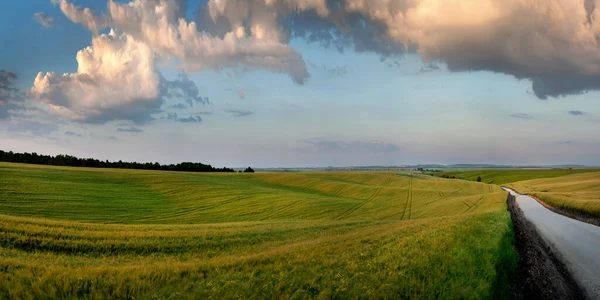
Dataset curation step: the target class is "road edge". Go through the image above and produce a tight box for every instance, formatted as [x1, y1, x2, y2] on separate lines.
[507, 193, 588, 300]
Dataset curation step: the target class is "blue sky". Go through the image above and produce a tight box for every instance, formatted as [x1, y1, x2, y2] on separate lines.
[1, 0, 599, 167]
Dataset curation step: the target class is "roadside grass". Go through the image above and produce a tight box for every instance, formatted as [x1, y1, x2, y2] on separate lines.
[508, 171, 600, 218]
[0, 162, 516, 298]
[428, 169, 597, 185]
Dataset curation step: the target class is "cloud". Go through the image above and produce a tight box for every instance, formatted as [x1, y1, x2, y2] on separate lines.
[206, 0, 600, 98]
[305, 139, 401, 153]
[510, 113, 533, 120]
[559, 141, 573, 144]
[51, 0, 109, 33]
[7, 121, 58, 136]
[162, 73, 210, 107]
[178, 116, 203, 123]
[224, 109, 254, 117]
[117, 126, 143, 133]
[29, 30, 210, 124]
[48, 0, 600, 101]
[30, 30, 162, 124]
[168, 103, 188, 110]
[569, 110, 585, 116]
[419, 63, 441, 73]
[53, 0, 309, 84]
[167, 112, 202, 123]
[0, 70, 24, 120]
[33, 12, 55, 28]
[323, 65, 349, 76]
[64, 131, 82, 137]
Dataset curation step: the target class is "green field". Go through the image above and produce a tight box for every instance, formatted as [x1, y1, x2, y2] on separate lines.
[508, 171, 600, 218]
[428, 169, 597, 185]
[0, 163, 516, 299]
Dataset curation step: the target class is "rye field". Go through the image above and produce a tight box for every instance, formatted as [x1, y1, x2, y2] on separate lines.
[508, 171, 600, 218]
[429, 169, 597, 185]
[0, 162, 516, 299]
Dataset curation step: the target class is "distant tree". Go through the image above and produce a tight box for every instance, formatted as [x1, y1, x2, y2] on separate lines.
[244, 167, 255, 173]
[477, 176, 482, 182]
[0, 149, 235, 173]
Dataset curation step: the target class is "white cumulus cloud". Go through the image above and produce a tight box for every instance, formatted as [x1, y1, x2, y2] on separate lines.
[31, 30, 161, 123]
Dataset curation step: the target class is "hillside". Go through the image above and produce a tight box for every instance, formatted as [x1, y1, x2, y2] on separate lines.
[0, 162, 515, 299]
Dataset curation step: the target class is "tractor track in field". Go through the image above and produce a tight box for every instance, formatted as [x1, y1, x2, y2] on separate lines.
[423, 187, 460, 207]
[333, 184, 350, 196]
[463, 194, 486, 213]
[335, 174, 393, 220]
[264, 199, 303, 219]
[401, 179, 413, 220]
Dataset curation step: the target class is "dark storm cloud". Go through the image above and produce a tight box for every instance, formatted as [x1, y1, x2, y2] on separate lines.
[224, 109, 254, 118]
[510, 113, 533, 120]
[569, 110, 585, 116]
[118, 127, 143, 133]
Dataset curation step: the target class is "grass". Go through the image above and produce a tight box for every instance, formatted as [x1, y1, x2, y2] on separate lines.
[508, 171, 600, 218]
[428, 169, 598, 185]
[0, 162, 516, 299]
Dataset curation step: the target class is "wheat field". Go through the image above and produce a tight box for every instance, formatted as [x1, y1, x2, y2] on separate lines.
[508, 171, 600, 218]
[0, 162, 515, 299]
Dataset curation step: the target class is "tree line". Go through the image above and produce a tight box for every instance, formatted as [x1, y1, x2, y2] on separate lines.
[0, 150, 238, 173]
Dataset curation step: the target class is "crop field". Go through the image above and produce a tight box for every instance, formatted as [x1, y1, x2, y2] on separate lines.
[0, 163, 515, 299]
[508, 171, 600, 218]
[428, 169, 597, 185]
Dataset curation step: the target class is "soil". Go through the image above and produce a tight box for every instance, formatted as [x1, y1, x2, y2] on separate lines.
[507, 194, 588, 300]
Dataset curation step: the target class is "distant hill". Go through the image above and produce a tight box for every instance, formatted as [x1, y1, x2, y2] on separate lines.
[257, 164, 597, 172]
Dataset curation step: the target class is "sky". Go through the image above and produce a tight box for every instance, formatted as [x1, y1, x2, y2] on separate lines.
[1, 0, 600, 167]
